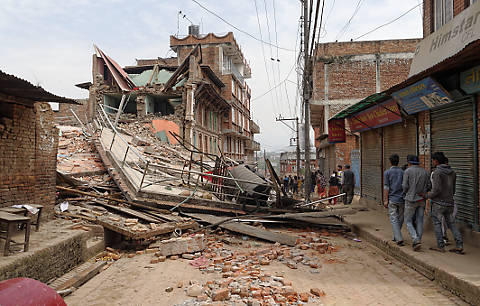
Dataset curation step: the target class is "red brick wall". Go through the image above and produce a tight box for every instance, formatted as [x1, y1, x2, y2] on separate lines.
[334, 135, 358, 167]
[313, 40, 420, 103]
[54, 99, 88, 126]
[423, 0, 470, 36]
[0, 102, 58, 218]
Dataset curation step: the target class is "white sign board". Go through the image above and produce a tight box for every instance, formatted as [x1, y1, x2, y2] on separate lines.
[409, 1, 480, 77]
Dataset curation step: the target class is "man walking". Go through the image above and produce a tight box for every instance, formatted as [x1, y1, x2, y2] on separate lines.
[341, 165, 355, 204]
[426, 152, 464, 254]
[402, 155, 431, 251]
[384, 154, 405, 246]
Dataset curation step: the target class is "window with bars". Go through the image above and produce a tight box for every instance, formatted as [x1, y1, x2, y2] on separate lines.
[434, 0, 453, 31]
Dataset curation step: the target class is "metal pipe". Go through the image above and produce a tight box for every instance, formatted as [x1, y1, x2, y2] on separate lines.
[296, 193, 346, 207]
[109, 131, 116, 151]
[139, 161, 150, 191]
[122, 146, 130, 167]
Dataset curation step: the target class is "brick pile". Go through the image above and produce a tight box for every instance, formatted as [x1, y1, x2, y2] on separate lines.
[57, 126, 105, 175]
[134, 229, 335, 305]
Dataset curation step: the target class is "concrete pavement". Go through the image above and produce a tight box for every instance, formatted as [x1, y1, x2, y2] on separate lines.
[342, 199, 480, 305]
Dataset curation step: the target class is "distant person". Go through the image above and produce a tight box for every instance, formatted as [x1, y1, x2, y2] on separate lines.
[328, 171, 340, 205]
[292, 176, 298, 194]
[298, 176, 303, 194]
[426, 152, 464, 254]
[384, 154, 405, 246]
[317, 171, 327, 198]
[341, 165, 355, 204]
[311, 170, 317, 193]
[402, 155, 431, 251]
[283, 176, 289, 194]
[289, 175, 294, 194]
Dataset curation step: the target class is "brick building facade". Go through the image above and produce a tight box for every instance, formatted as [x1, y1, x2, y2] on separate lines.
[0, 71, 76, 218]
[81, 30, 260, 162]
[170, 31, 260, 161]
[324, 0, 480, 233]
[310, 39, 420, 176]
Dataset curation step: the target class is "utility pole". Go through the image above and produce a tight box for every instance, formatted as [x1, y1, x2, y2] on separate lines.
[276, 116, 300, 179]
[303, 0, 312, 201]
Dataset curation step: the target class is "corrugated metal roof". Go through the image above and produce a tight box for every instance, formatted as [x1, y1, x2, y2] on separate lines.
[0, 70, 78, 104]
[332, 92, 388, 119]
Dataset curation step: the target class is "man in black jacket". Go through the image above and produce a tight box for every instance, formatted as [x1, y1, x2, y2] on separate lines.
[342, 165, 355, 204]
[426, 152, 464, 254]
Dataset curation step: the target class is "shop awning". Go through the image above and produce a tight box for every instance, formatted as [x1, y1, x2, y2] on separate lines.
[332, 92, 388, 119]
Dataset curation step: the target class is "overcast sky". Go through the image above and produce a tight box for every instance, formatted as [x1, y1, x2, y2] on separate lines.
[0, 0, 423, 152]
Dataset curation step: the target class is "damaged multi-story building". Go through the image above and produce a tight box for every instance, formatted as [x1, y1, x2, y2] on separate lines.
[78, 26, 260, 162]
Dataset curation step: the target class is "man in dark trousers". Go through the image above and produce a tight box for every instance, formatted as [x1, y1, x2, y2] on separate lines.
[402, 155, 431, 251]
[384, 154, 405, 246]
[341, 165, 355, 204]
[426, 152, 464, 254]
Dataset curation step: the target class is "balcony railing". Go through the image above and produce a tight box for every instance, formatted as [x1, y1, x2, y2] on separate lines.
[246, 139, 261, 151]
[250, 120, 260, 134]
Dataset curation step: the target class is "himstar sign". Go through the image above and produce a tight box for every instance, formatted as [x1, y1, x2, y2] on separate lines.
[409, 0, 480, 76]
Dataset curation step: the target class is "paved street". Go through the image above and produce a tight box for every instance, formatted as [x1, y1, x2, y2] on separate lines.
[66, 229, 466, 305]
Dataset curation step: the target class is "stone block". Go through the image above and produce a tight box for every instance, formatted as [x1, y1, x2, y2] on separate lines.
[156, 234, 204, 256]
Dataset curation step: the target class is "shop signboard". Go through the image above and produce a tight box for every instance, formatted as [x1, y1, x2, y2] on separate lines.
[391, 77, 452, 115]
[328, 119, 346, 143]
[409, 0, 480, 77]
[460, 64, 480, 94]
[347, 99, 402, 133]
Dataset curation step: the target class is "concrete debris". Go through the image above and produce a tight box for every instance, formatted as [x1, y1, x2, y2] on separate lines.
[152, 234, 205, 257]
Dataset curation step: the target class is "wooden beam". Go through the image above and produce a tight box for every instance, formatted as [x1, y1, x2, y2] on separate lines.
[186, 213, 297, 246]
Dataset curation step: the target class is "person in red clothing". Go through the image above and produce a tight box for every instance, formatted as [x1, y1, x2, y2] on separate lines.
[317, 171, 327, 198]
[328, 171, 340, 205]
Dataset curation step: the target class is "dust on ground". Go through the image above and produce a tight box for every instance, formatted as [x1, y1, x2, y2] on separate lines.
[65, 227, 466, 306]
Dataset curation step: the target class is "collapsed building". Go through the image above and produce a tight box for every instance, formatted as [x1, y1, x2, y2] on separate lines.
[78, 27, 260, 162]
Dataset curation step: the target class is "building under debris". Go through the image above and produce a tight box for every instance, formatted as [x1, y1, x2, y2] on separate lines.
[78, 27, 260, 162]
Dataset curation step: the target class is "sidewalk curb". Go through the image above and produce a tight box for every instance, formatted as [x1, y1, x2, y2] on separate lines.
[344, 220, 479, 305]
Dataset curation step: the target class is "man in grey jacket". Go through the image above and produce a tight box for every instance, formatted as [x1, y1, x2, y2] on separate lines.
[426, 152, 464, 254]
[402, 155, 431, 251]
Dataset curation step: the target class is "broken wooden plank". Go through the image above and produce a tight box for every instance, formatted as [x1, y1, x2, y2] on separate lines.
[90, 200, 162, 223]
[57, 185, 172, 214]
[53, 261, 106, 291]
[263, 208, 361, 220]
[95, 218, 197, 240]
[185, 213, 297, 246]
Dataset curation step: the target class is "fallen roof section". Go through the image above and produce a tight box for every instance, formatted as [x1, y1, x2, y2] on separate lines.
[0, 70, 79, 104]
[94, 44, 136, 92]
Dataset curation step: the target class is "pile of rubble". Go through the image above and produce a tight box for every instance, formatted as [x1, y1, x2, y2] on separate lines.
[57, 125, 105, 175]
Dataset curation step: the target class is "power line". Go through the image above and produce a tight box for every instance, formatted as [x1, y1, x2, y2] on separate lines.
[354, 3, 422, 41]
[191, 0, 295, 52]
[251, 62, 297, 101]
[253, 0, 278, 115]
[335, 0, 363, 41]
[263, 0, 281, 115]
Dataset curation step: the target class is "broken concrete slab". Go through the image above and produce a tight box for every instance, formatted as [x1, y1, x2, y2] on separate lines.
[150, 234, 205, 256]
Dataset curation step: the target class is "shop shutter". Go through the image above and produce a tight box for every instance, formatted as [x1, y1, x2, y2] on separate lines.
[383, 120, 417, 172]
[361, 129, 382, 202]
[431, 97, 478, 227]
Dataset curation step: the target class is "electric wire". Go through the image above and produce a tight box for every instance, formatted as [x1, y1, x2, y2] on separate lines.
[263, 0, 281, 115]
[335, 0, 363, 41]
[253, 0, 279, 115]
[353, 3, 422, 41]
[191, 0, 295, 51]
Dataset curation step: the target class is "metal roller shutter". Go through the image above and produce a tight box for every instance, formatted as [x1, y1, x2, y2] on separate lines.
[361, 129, 383, 201]
[431, 97, 478, 228]
[383, 120, 417, 173]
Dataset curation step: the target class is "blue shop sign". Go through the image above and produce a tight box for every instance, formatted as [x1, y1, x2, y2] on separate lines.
[392, 77, 452, 115]
[460, 65, 480, 94]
